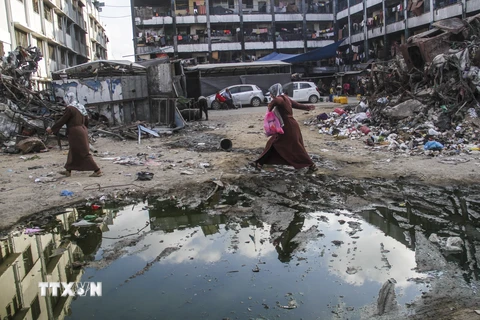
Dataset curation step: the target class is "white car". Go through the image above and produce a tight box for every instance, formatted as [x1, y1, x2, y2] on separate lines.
[266, 81, 321, 103]
[206, 84, 265, 109]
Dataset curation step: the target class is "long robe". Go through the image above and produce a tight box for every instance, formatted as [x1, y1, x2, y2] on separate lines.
[51, 106, 99, 172]
[256, 95, 314, 169]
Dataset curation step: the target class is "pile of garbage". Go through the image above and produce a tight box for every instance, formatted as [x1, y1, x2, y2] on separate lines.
[0, 46, 65, 153]
[308, 13, 480, 156]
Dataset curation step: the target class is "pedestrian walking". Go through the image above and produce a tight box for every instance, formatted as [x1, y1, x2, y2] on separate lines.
[46, 93, 102, 177]
[251, 83, 318, 172]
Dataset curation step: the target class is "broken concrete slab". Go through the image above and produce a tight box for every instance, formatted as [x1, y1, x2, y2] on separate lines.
[382, 99, 425, 120]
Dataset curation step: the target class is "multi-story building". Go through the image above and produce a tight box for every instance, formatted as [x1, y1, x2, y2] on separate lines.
[0, 0, 108, 87]
[131, 0, 335, 63]
[130, 0, 480, 69]
[336, 0, 480, 67]
[0, 207, 115, 320]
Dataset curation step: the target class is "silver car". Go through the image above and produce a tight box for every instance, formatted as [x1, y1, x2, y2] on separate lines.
[266, 81, 321, 103]
[206, 84, 265, 109]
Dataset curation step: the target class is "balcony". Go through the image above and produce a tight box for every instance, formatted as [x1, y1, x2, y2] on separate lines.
[306, 39, 334, 48]
[137, 45, 174, 55]
[366, 0, 383, 8]
[351, 32, 364, 43]
[407, 12, 431, 28]
[305, 13, 334, 21]
[212, 42, 241, 51]
[177, 43, 209, 52]
[367, 26, 384, 38]
[136, 16, 174, 26]
[386, 20, 405, 34]
[274, 13, 303, 21]
[349, 2, 364, 15]
[433, 3, 463, 21]
[245, 41, 274, 50]
[467, 0, 480, 13]
[276, 40, 304, 49]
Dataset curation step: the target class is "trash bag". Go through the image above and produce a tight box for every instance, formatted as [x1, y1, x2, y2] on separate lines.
[264, 111, 284, 137]
[136, 171, 154, 181]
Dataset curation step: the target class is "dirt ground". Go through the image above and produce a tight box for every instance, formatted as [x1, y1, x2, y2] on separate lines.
[1, 101, 479, 231]
[1, 101, 480, 319]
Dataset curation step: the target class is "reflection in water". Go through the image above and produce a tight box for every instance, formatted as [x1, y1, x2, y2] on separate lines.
[0, 207, 113, 320]
[271, 213, 305, 263]
[3, 184, 478, 320]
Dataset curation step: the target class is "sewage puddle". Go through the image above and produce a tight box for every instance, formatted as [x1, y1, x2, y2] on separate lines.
[1, 196, 439, 320]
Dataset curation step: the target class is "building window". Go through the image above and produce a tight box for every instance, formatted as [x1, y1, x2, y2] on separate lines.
[36, 39, 44, 53]
[48, 45, 56, 60]
[57, 15, 63, 29]
[44, 5, 52, 21]
[30, 295, 41, 320]
[66, 21, 72, 35]
[68, 53, 74, 66]
[15, 29, 28, 48]
[22, 246, 34, 275]
[61, 49, 66, 64]
[245, 0, 253, 9]
[32, 0, 39, 13]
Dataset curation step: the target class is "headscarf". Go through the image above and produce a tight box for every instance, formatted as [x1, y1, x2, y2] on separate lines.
[268, 83, 283, 98]
[64, 92, 88, 116]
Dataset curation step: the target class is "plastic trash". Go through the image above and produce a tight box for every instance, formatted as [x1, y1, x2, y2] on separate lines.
[428, 128, 440, 136]
[71, 220, 95, 227]
[317, 113, 329, 120]
[24, 228, 43, 234]
[35, 177, 57, 183]
[424, 141, 444, 150]
[136, 171, 154, 181]
[333, 108, 345, 115]
[60, 190, 74, 196]
[359, 126, 371, 135]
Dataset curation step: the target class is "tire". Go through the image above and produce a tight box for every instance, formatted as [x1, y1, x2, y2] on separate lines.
[211, 100, 221, 110]
[251, 97, 261, 107]
[309, 95, 319, 103]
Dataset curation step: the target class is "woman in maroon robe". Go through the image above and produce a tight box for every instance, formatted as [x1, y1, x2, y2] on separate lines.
[46, 93, 102, 177]
[253, 83, 318, 172]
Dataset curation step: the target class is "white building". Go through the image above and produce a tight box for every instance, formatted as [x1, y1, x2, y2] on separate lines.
[0, 0, 108, 87]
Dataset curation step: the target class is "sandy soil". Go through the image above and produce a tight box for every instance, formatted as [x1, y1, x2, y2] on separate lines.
[1, 101, 479, 232]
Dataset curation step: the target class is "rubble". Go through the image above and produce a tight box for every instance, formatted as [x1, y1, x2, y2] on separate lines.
[306, 14, 480, 157]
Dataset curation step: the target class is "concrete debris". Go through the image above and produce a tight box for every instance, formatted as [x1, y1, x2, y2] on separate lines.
[305, 14, 480, 158]
[376, 278, 397, 316]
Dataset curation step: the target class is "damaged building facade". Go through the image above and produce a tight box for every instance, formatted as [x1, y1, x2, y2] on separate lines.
[336, 0, 480, 69]
[0, 0, 109, 87]
[130, 0, 336, 63]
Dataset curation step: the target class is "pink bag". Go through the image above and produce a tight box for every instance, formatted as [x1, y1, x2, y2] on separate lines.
[264, 111, 284, 136]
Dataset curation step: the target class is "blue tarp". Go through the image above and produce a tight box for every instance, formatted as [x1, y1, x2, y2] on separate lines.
[258, 41, 343, 63]
[258, 52, 298, 61]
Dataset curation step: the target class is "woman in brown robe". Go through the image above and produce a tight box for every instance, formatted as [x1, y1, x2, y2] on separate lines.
[46, 93, 102, 177]
[253, 83, 318, 172]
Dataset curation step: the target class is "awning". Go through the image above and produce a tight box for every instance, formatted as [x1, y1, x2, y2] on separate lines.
[284, 41, 343, 63]
[258, 52, 299, 61]
[258, 40, 343, 64]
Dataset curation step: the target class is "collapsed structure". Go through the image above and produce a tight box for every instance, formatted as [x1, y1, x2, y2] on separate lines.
[309, 13, 480, 155]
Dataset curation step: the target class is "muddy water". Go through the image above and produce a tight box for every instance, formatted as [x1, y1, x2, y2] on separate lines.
[2, 178, 480, 320]
[66, 204, 426, 319]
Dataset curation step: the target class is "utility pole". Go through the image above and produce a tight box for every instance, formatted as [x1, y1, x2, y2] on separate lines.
[205, 0, 212, 62]
[129, 0, 137, 61]
[239, 0, 245, 60]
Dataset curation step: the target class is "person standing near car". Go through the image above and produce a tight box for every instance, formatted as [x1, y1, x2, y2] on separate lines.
[197, 96, 208, 120]
[222, 88, 235, 109]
